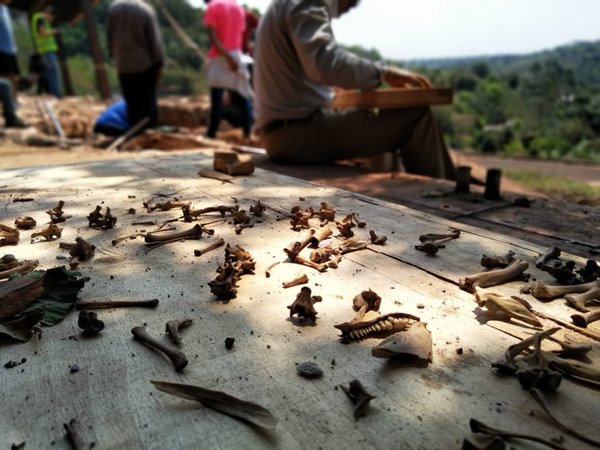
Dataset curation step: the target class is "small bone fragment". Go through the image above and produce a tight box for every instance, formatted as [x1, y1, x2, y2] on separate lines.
[371, 322, 432, 361]
[468, 418, 567, 450]
[337, 239, 369, 254]
[14, 216, 36, 230]
[571, 309, 600, 328]
[516, 332, 562, 392]
[296, 361, 323, 378]
[132, 326, 188, 371]
[310, 245, 335, 264]
[565, 287, 600, 312]
[194, 238, 225, 256]
[419, 229, 461, 242]
[284, 228, 316, 260]
[481, 250, 515, 269]
[352, 289, 381, 312]
[289, 206, 314, 230]
[151, 380, 278, 430]
[309, 226, 333, 247]
[265, 261, 281, 278]
[60, 237, 95, 268]
[287, 286, 322, 323]
[77, 311, 104, 335]
[336, 214, 357, 238]
[492, 327, 559, 375]
[31, 223, 62, 241]
[46, 200, 70, 223]
[459, 259, 529, 293]
[536, 245, 561, 269]
[521, 280, 600, 300]
[75, 299, 159, 309]
[145, 199, 191, 212]
[317, 202, 336, 221]
[282, 274, 309, 289]
[64, 418, 89, 450]
[292, 253, 328, 272]
[165, 319, 194, 344]
[475, 291, 542, 327]
[548, 335, 592, 358]
[145, 224, 206, 243]
[0, 224, 19, 246]
[369, 230, 387, 245]
[0, 258, 38, 280]
[340, 380, 376, 420]
[249, 200, 266, 217]
[415, 241, 444, 255]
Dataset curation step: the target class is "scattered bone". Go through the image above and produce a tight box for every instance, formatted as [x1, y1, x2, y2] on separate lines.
[419, 229, 461, 242]
[198, 168, 234, 183]
[548, 335, 592, 358]
[334, 307, 420, 343]
[132, 326, 188, 372]
[144, 199, 191, 212]
[540, 259, 581, 285]
[145, 224, 210, 245]
[340, 380, 375, 420]
[0, 224, 19, 246]
[296, 361, 323, 378]
[64, 418, 90, 450]
[232, 210, 255, 234]
[165, 319, 194, 345]
[336, 214, 357, 238]
[265, 261, 280, 278]
[289, 206, 314, 231]
[371, 322, 432, 361]
[571, 309, 600, 328]
[535, 245, 561, 269]
[475, 291, 542, 327]
[75, 299, 159, 309]
[516, 332, 562, 392]
[415, 230, 461, 255]
[282, 274, 309, 289]
[59, 237, 96, 268]
[352, 213, 366, 228]
[209, 244, 256, 299]
[414, 241, 444, 255]
[336, 239, 369, 255]
[369, 230, 387, 245]
[183, 204, 239, 222]
[310, 245, 335, 264]
[291, 253, 328, 272]
[77, 311, 104, 335]
[352, 289, 381, 313]
[87, 205, 117, 229]
[317, 202, 336, 222]
[521, 280, 600, 300]
[30, 223, 62, 242]
[284, 228, 316, 260]
[481, 250, 515, 269]
[14, 216, 36, 230]
[249, 201, 266, 217]
[565, 287, 600, 312]
[467, 418, 566, 450]
[459, 259, 529, 293]
[194, 238, 225, 256]
[46, 200, 70, 223]
[151, 380, 278, 431]
[0, 257, 38, 280]
[287, 286, 322, 323]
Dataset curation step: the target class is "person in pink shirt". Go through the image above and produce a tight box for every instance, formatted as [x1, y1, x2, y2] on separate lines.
[203, 0, 253, 139]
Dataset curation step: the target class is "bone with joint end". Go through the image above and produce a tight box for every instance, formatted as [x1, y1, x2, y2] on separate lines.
[284, 228, 316, 260]
[194, 238, 225, 256]
[459, 259, 529, 293]
[282, 274, 309, 289]
[165, 319, 194, 344]
[0, 259, 38, 280]
[132, 326, 188, 371]
[475, 291, 542, 327]
[571, 309, 600, 328]
[75, 299, 159, 309]
[535, 245, 561, 269]
[481, 250, 515, 269]
[522, 279, 600, 300]
[418, 229, 460, 242]
[292, 254, 328, 272]
[145, 224, 205, 243]
[565, 287, 600, 312]
[309, 226, 333, 247]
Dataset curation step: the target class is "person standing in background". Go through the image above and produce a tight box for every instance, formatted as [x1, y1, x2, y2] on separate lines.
[31, 6, 62, 98]
[0, 0, 20, 98]
[108, 0, 164, 129]
[203, 0, 253, 140]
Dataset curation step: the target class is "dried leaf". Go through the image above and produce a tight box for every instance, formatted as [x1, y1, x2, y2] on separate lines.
[151, 380, 278, 430]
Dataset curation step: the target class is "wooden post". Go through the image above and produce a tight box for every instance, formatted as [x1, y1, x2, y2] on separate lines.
[455, 166, 471, 194]
[54, 33, 75, 96]
[484, 168, 503, 200]
[80, 0, 111, 100]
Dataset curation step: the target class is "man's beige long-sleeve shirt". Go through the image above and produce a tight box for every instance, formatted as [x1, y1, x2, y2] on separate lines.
[253, 0, 381, 129]
[108, 0, 164, 74]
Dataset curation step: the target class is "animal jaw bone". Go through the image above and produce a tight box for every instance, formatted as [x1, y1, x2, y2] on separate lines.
[371, 322, 432, 361]
[334, 307, 420, 343]
[459, 259, 529, 294]
[481, 250, 515, 269]
[31, 223, 63, 242]
[474, 291, 542, 327]
[535, 245, 561, 269]
[352, 289, 381, 312]
[14, 216, 36, 230]
[287, 286, 322, 323]
[565, 287, 600, 312]
[340, 380, 375, 420]
[521, 280, 600, 300]
[165, 319, 194, 345]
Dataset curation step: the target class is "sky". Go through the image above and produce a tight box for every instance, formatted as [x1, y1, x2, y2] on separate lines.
[190, 0, 600, 60]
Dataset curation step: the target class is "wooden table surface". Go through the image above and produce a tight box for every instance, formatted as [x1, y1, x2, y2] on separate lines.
[1, 151, 598, 449]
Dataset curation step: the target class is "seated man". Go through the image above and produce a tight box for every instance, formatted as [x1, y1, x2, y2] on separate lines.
[0, 77, 25, 127]
[253, 0, 455, 180]
[93, 99, 130, 137]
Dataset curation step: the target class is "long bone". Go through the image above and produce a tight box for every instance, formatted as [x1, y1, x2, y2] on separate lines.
[481, 250, 515, 269]
[564, 286, 600, 312]
[535, 245, 561, 269]
[521, 280, 600, 300]
[131, 326, 188, 371]
[571, 309, 600, 328]
[145, 224, 209, 243]
[459, 259, 529, 293]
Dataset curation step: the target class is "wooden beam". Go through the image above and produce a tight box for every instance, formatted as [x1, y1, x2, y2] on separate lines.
[80, 0, 111, 100]
[331, 87, 453, 110]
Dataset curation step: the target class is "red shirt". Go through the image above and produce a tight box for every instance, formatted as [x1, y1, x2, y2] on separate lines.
[203, 0, 245, 59]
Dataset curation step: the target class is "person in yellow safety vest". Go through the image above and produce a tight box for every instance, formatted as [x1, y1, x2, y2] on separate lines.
[31, 5, 61, 98]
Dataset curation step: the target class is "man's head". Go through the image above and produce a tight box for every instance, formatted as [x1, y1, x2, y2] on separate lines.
[337, 0, 360, 16]
[43, 5, 55, 21]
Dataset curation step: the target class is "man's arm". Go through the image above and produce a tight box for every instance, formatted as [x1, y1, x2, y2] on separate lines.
[207, 26, 239, 72]
[37, 18, 58, 37]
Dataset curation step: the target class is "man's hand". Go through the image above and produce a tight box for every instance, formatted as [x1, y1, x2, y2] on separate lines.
[225, 55, 239, 73]
[382, 67, 432, 89]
